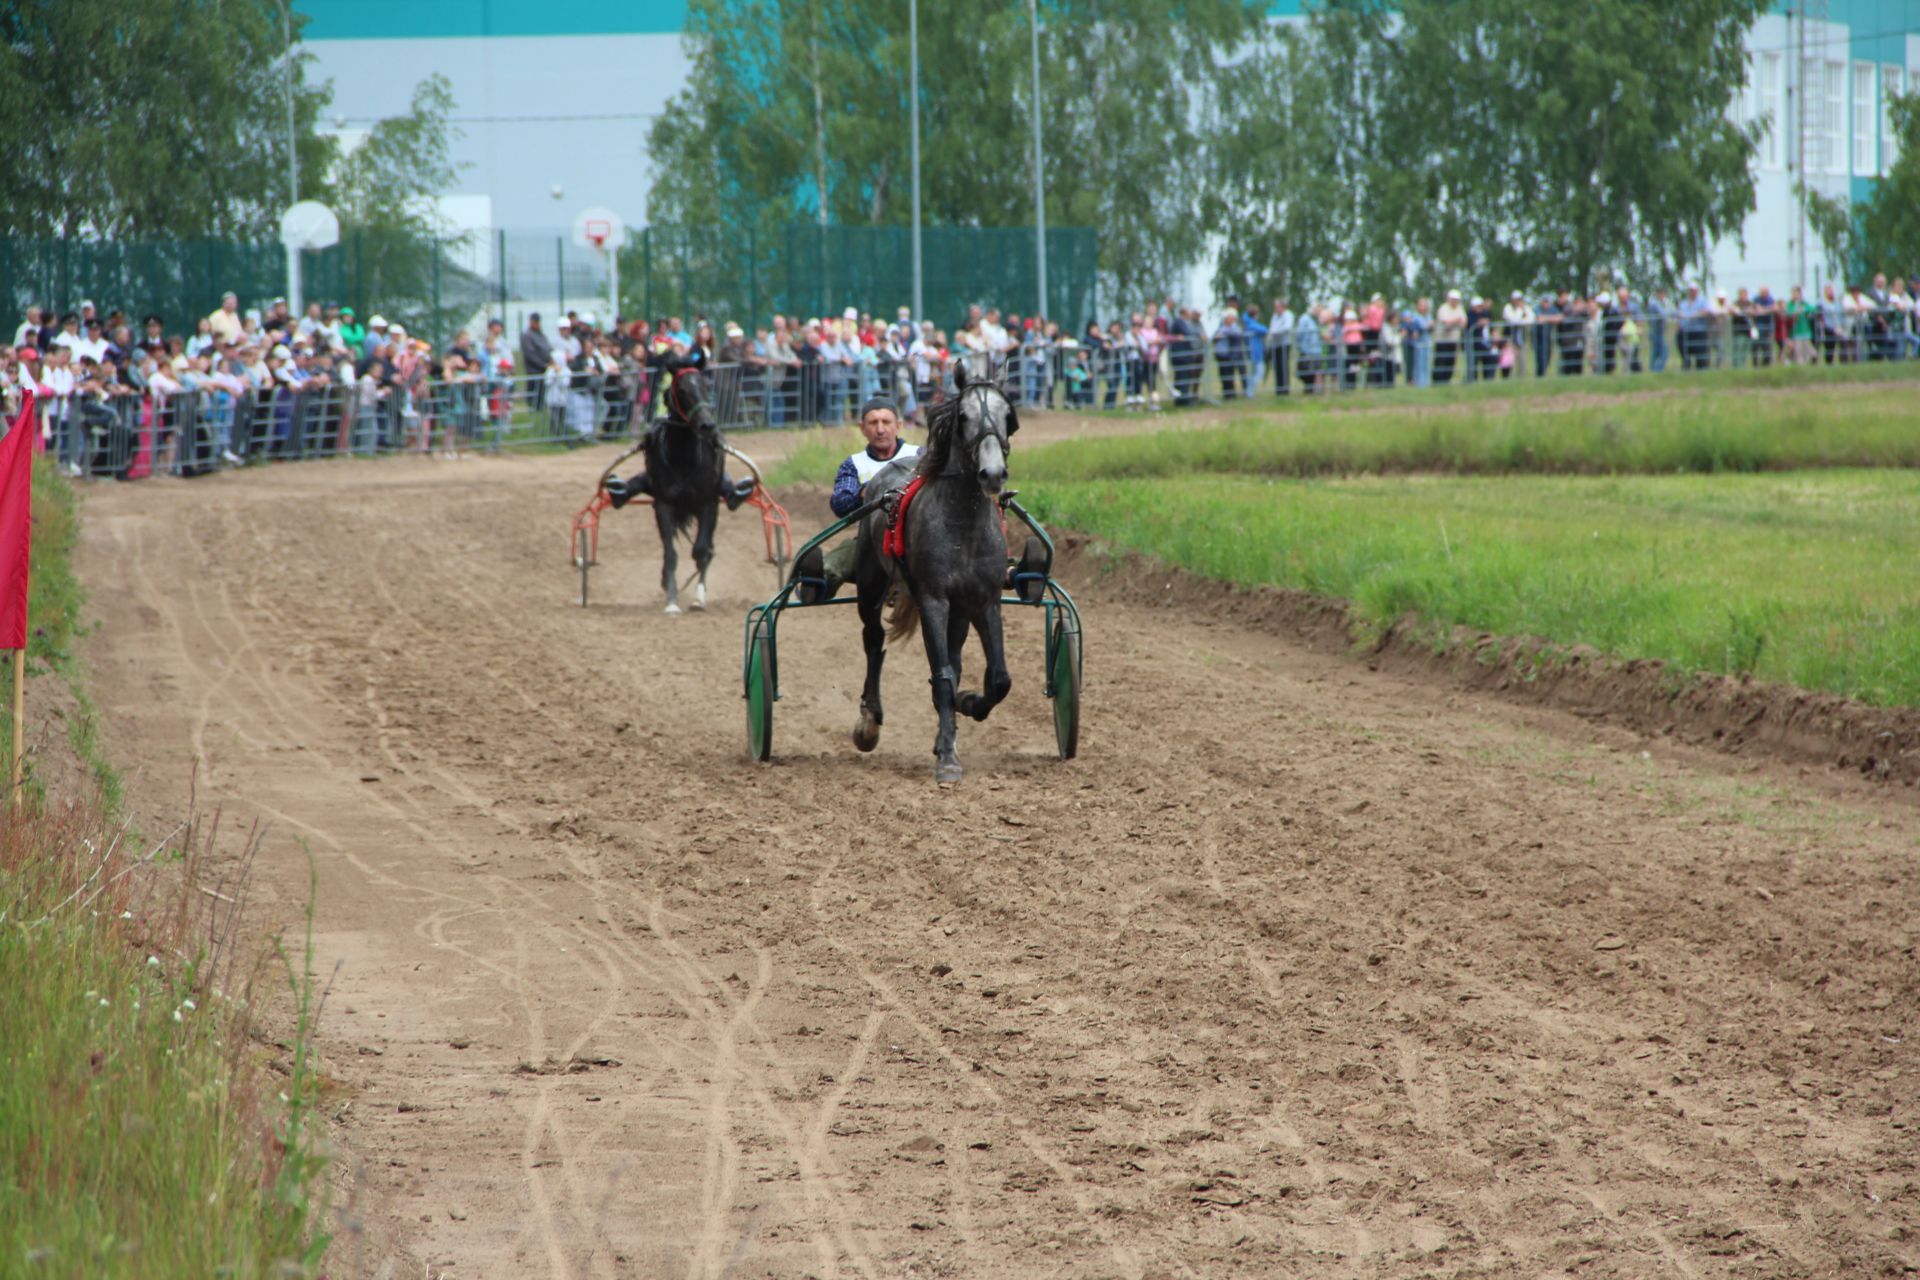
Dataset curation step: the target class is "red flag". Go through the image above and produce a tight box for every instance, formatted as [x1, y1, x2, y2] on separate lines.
[0, 390, 34, 650]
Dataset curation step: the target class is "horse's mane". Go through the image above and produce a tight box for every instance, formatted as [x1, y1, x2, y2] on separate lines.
[918, 378, 1014, 478]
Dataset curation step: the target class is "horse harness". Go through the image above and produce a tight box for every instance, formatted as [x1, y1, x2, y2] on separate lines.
[882, 382, 1007, 563]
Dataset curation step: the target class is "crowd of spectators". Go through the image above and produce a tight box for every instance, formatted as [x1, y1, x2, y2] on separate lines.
[0, 292, 527, 477]
[5, 270, 1918, 478]
[1206, 273, 1920, 397]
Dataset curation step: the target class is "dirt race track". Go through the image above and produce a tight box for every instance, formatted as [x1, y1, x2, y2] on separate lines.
[74, 423, 1917, 1279]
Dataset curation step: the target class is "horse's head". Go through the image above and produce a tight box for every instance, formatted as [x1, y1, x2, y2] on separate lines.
[940, 358, 1018, 498]
[664, 368, 718, 437]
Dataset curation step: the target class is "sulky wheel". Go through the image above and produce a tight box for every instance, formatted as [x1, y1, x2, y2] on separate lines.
[770, 522, 790, 592]
[746, 617, 776, 761]
[1050, 618, 1081, 760]
[575, 526, 593, 608]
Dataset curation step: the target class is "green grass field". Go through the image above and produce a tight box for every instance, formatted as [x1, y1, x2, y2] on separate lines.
[1, 461, 330, 1278]
[1026, 470, 1920, 706]
[1020, 384, 1920, 481]
[757, 370, 1920, 705]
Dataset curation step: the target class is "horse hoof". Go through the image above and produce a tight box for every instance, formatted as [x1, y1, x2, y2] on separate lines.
[664, 602, 682, 616]
[690, 584, 708, 612]
[852, 717, 880, 752]
[933, 759, 963, 784]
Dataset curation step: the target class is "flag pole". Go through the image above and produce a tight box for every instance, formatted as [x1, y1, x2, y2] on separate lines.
[2, 390, 31, 809]
[9, 646, 21, 808]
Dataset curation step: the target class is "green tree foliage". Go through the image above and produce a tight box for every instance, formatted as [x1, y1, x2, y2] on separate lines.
[324, 74, 466, 239]
[1809, 89, 1920, 281]
[0, 0, 334, 239]
[648, 0, 1263, 304]
[314, 75, 480, 338]
[1209, 0, 1766, 303]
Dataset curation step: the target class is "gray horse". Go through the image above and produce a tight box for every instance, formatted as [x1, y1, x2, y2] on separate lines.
[851, 363, 1018, 782]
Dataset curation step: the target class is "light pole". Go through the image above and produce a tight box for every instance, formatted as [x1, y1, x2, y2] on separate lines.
[282, 0, 298, 207]
[281, 0, 300, 313]
[910, 0, 923, 325]
[1028, 0, 1047, 320]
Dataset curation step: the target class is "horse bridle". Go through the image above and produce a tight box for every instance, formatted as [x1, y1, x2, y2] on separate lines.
[943, 382, 1012, 476]
[664, 373, 718, 438]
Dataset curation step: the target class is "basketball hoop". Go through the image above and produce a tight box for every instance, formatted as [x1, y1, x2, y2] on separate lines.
[569, 206, 627, 331]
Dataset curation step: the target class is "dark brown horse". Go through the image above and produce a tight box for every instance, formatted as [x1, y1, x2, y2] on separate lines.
[643, 370, 724, 614]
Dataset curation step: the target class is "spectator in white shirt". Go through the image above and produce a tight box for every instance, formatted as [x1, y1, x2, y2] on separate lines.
[12, 306, 42, 351]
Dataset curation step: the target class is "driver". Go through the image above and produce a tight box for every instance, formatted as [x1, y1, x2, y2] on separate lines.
[602, 358, 756, 511]
[793, 395, 921, 602]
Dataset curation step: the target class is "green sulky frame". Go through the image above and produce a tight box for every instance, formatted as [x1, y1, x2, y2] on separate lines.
[741, 494, 1083, 765]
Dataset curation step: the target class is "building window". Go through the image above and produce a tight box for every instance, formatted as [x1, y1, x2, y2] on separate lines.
[1804, 57, 1846, 173]
[1885, 63, 1904, 171]
[1755, 50, 1781, 168]
[1852, 61, 1875, 173]
[1823, 59, 1846, 173]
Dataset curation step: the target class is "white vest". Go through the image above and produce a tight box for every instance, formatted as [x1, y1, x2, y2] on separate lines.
[850, 442, 920, 484]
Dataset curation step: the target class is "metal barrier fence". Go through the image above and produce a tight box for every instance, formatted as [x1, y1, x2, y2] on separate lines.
[7, 306, 1916, 480]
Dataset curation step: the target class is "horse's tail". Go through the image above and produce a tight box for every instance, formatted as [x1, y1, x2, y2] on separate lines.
[885, 588, 921, 646]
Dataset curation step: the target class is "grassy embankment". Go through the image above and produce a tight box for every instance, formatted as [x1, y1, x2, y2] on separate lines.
[1021, 384, 1920, 480]
[763, 372, 1920, 707]
[1, 457, 331, 1278]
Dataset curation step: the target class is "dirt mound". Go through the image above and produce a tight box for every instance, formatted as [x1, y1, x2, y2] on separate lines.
[1059, 535, 1920, 789]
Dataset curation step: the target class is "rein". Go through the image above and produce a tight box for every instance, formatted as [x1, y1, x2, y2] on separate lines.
[889, 383, 1009, 565]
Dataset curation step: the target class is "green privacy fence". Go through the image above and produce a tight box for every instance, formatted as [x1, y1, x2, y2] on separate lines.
[0, 231, 490, 345]
[1, 223, 1098, 344]
[623, 225, 1099, 333]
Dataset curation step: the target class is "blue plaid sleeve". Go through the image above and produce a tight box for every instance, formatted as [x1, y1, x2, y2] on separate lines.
[829, 457, 863, 517]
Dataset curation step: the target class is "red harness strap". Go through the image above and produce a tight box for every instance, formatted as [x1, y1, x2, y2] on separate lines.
[881, 475, 925, 560]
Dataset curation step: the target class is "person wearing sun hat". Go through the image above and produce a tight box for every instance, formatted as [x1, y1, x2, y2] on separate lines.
[366, 317, 394, 360]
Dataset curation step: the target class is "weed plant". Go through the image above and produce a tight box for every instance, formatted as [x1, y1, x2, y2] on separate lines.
[1, 460, 331, 1276]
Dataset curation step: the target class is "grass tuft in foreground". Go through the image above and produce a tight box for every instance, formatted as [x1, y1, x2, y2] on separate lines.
[1, 458, 331, 1277]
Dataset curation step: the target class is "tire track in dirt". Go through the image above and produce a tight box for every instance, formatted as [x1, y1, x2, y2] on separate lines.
[339, 527, 884, 1276]
[245, 497, 886, 1277]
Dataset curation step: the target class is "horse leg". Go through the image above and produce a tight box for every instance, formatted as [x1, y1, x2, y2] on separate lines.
[688, 500, 717, 612]
[918, 597, 963, 782]
[655, 503, 682, 615]
[957, 602, 1013, 722]
[853, 581, 885, 752]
